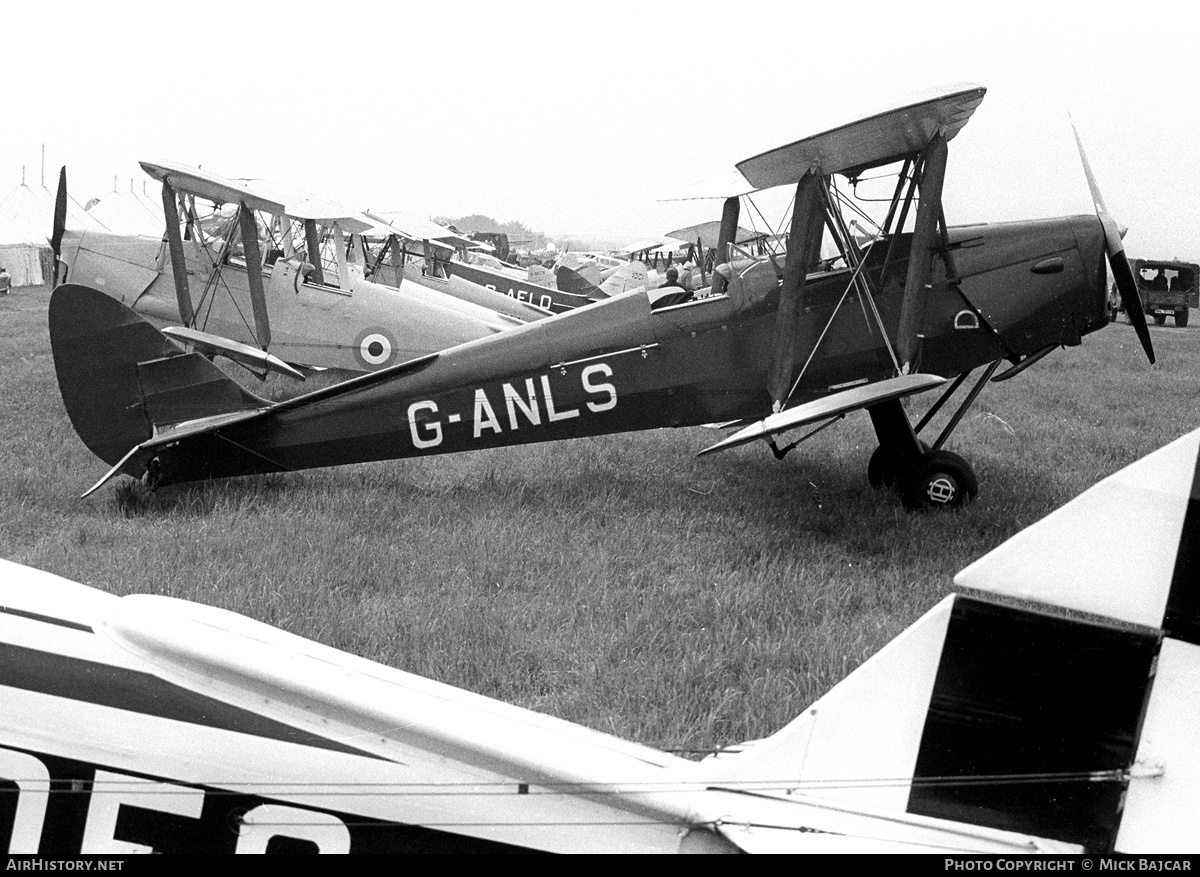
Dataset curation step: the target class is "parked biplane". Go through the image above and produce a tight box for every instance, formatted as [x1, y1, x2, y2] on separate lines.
[51, 84, 1154, 509]
[439, 248, 604, 313]
[50, 163, 520, 377]
[350, 209, 555, 323]
[3, 424, 1197, 853]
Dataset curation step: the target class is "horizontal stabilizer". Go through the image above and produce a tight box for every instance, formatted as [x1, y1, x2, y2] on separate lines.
[697, 374, 945, 457]
[80, 407, 277, 498]
[162, 327, 306, 380]
[703, 425, 1200, 852]
[955, 428, 1200, 631]
[702, 590, 1155, 852]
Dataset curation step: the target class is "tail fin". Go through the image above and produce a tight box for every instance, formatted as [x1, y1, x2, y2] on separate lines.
[50, 284, 266, 468]
[554, 265, 607, 298]
[599, 261, 649, 296]
[703, 430, 1200, 854]
[526, 264, 555, 288]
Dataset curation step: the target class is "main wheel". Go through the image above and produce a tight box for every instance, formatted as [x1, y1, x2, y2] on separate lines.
[1177, 309, 1189, 328]
[1154, 313, 1167, 326]
[900, 450, 978, 511]
[867, 440, 929, 488]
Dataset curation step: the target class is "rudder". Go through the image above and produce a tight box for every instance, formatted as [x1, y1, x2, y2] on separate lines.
[50, 284, 266, 468]
[50, 283, 179, 465]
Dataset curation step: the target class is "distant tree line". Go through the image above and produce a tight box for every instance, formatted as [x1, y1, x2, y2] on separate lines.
[434, 214, 546, 250]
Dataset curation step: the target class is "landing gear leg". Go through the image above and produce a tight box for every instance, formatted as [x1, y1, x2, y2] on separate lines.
[866, 361, 999, 511]
[865, 398, 922, 488]
[867, 399, 930, 489]
[869, 400, 977, 510]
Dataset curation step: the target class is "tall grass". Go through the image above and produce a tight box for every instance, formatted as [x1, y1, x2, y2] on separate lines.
[1, 286, 1194, 753]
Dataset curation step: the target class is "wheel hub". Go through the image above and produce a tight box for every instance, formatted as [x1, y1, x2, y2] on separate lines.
[925, 475, 958, 505]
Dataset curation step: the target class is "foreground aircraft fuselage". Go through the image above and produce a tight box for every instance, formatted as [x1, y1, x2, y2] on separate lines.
[4, 423, 1200, 852]
[52, 213, 1108, 493]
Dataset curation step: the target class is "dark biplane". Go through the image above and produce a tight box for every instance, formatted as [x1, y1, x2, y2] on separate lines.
[50, 84, 1153, 509]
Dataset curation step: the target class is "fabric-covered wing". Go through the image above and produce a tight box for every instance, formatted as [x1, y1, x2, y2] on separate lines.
[736, 83, 985, 188]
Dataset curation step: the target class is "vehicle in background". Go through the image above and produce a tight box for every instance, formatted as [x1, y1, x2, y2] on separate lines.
[1110, 258, 1199, 327]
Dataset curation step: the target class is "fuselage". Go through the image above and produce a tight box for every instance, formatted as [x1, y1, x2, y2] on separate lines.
[441, 258, 597, 313]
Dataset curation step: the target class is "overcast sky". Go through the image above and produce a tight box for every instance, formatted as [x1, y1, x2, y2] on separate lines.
[6, 1, 1197, 257]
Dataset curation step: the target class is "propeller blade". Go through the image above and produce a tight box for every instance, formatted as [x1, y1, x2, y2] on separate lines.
[1111, 247, 1155, 364]
[1072, 124, 1154, 364]
[50, 167, 68, 286]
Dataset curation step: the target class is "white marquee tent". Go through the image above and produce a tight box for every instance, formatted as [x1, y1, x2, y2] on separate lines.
[0, 174, 107, 287]
[84, 178, 163, 237]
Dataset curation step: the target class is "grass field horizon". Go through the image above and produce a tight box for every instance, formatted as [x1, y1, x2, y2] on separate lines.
[2, 284, 1196, 754]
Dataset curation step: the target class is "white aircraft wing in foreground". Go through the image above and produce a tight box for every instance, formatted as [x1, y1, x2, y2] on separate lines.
[3, 439, 1199, 852]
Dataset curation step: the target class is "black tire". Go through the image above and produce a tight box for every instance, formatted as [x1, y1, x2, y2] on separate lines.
[1154, 313, 1167, 326]
[867, 440, 930, 489]
[1177, 309, 1189, 328]
[1109, 306, 1119, 323]
[900, 450, 978, 511]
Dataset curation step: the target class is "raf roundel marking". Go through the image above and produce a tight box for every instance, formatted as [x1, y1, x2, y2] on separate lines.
[354, 327, 399, 369]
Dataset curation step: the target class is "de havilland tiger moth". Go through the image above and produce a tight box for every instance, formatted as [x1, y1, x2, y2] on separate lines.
[49, 83, 1155, 510]
[2, 422, 1199, 852]
[49, 163, 549, 378]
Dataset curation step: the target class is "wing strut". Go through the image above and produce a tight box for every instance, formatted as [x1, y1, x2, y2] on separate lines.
[767, 172, 826, 411]
[160, 180, 195, 327]
[895, 133, 949, 373]
[303, 219, 324, 285]
[237, 204, 271, 350]
[710, 197, 741, 297]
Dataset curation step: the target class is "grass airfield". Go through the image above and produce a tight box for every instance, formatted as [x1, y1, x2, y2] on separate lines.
[1, 284, 1195, 754]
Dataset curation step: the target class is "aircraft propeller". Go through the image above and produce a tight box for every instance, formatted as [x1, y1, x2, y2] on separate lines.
[1073, 125, 1155, 364]
[50, 167, 68, 287]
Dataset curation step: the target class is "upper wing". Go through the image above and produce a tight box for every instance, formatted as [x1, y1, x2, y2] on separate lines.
[661, 83, 986, 201]
[140, 160, 370, 232]
[359, 209, 459, 252]
[736, 83, 985, 187]
[663, 220, 768, 250]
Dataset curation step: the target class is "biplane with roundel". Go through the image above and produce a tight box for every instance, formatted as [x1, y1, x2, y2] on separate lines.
[3, 424, 1199, 853]
[50, 162, 528, 378]
[50, 83, 1154, 509]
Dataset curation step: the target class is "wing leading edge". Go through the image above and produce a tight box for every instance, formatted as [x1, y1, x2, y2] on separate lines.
[697, 374, 946, 457]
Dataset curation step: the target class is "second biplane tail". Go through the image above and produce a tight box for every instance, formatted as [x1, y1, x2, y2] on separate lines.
[700, 429, 1200, 853]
